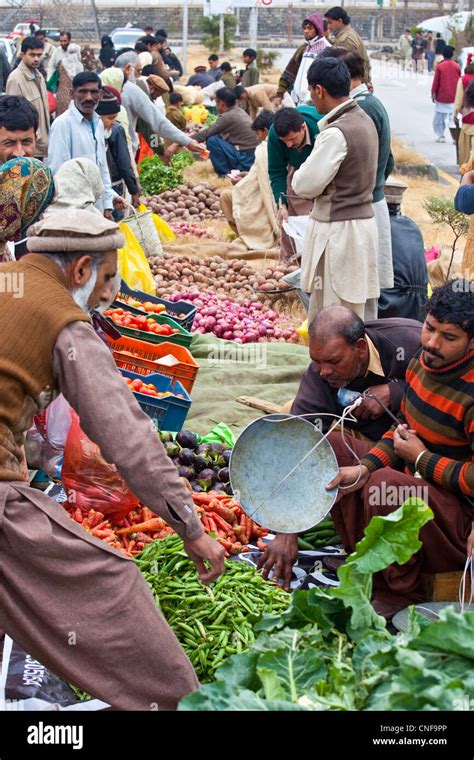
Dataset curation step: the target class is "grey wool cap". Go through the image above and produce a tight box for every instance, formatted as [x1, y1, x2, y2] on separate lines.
[27, 209, 125, 253]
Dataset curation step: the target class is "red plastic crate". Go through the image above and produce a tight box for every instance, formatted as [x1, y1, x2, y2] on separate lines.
[108, 335, 199, 394]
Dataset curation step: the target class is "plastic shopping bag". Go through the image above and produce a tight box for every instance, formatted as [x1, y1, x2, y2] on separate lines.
[282, 215, 310, 256]
[117, 222, 156, 295]
[61, 411, 139, 522]
[45, 394, 72, 451]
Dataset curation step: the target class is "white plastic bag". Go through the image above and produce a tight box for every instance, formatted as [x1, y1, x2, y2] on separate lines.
[45, 394, 72, 450]
[282, 215, 310, 256]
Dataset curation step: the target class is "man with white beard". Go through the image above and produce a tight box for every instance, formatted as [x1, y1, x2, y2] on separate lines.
[114, 51, 202, 160]
[0, 208, 225, 710]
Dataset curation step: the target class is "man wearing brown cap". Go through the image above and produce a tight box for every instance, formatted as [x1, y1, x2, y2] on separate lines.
[0, 208, 225, 709]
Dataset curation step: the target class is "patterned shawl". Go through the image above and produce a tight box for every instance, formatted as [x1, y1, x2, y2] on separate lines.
[0, 157, 54, 245]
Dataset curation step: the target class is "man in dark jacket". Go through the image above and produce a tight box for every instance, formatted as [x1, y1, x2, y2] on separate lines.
[96, 88, 141, 214]
[378, 179, 428, 322]
[259, 305, 423, 591]
[0, 46, 11, 92]
[291, 305, 422, 441]
[163, 46, 183, 79]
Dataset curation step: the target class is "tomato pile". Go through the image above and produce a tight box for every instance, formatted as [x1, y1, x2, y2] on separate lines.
[117, 295, 187, 320]
[123, 375, 186, 399]
[105, 307, 180, 337]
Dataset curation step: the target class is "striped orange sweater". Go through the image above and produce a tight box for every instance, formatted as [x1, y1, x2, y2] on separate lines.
[361, 348, 474, 500]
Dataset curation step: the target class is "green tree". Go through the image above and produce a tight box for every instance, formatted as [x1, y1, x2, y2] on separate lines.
[198, 13, 237, 52]
[424, 197, 469, 281]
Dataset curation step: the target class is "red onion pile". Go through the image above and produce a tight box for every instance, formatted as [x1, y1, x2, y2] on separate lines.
[167, 290, 299, 343]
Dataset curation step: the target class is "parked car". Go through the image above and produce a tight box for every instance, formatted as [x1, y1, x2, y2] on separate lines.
[110, 27, 145, 50]
[8, 20, 40, 40]
[42, 28, 61, 42]
[0, 37, 18, 65]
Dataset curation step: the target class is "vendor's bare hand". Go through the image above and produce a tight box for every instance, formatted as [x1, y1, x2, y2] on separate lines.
[183, 533, 226, 584]
[326, 464, 370, 494]
[103, 209, 114, 220]
[113, 196, 128, 210]
[131, 192, 141, 208]
[467, 522, 474, 557]
[393, 424, 426, 464]
[187, 139, 204, 154]
[163, 143, 178, 164]
[272, 95, 283, 107]
[257, 533, 297, 591]
[354, 384, 391, 420]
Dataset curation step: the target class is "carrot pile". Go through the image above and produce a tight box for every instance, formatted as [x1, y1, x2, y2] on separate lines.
[192, 491, 268, 555]
[64, 491, 268, 558]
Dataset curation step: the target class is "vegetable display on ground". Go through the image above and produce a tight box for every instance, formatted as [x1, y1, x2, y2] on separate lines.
[144, 184, 223, 223]
[179, 499, 474, 711]
[135, 534, 290, 682]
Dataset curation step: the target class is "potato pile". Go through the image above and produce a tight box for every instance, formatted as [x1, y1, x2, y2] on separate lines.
[148, 253, 299, 301]
[144, 184, 222, 223]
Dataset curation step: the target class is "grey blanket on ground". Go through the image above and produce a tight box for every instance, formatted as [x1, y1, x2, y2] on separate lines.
[187, 333, 309, 436]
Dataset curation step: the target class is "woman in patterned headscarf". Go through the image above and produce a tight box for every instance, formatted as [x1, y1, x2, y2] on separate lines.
[0, 157, 54, 261]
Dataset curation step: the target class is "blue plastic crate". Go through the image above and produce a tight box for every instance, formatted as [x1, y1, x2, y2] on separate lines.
[121, 369, 191, 432]
[118, 280, 197, 331]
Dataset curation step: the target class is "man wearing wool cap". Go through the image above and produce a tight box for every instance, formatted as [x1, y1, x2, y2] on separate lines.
[0, 209, 225, 709]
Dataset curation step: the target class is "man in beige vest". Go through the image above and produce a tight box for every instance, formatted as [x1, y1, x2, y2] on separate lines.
[292, 57, 379, 321]
[0, 209, 225, 709]
[6, 36, 50, 159]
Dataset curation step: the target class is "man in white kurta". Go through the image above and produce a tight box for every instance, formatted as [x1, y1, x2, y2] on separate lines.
[292, 57, 380, 321]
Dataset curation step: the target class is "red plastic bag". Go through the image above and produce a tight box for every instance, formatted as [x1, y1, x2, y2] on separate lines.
[61, 411, 139, 522]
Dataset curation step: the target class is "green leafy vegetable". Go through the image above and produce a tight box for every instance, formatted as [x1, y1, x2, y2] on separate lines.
[138, 153, 194, 195]
[179, 499, 474, 711]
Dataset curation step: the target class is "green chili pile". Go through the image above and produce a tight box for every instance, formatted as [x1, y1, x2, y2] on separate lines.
[135, 535, 290, 682]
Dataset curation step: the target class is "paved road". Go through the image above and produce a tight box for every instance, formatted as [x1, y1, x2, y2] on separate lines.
[275, 50, 459, 178]
[372, 59, 459, 179]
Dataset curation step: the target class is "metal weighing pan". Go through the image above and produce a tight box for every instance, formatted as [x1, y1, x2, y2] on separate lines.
[392, 602, 464, 632]
[229, 414, 339, 534]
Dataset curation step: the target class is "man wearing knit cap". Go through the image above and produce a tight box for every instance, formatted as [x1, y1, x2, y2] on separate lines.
[275, 14, 331, 106]
[96, 87, 141, 210]
[47, 72, 127, 219]
[0, 209, 225, 708]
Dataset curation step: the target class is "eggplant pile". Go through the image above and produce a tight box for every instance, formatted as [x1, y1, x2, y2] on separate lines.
[159, 429, 232, 494]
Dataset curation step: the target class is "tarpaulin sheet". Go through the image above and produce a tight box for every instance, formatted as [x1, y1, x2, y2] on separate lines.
[187, 333, 309, 436]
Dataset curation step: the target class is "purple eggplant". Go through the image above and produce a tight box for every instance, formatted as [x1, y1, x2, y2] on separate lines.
[222, 450, 231, 465]
[190, 481, 203, 492]
[195, 443, 210, 457]
[212, 483, 227, 493]
[217, 467, 230, 483]
[179, 448, 196, 466]
[178, 465, 195, 480]
[176, 430, 198, 450]
[194, 455, 209, 473]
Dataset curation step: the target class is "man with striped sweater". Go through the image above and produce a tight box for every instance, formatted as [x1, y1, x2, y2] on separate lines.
[327, 279, 474, 617]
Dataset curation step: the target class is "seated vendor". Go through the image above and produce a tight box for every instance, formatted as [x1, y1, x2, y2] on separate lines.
[260, 282, 474, 617]
[194, 87, 258, 177]
[219, 110, 278, 251]
[291, 305, 422, 442]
